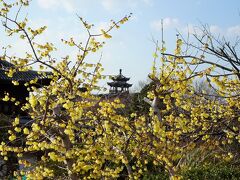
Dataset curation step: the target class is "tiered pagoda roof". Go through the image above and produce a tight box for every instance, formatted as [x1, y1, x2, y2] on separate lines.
[112, 69, 130, 82]
[107, 69, 132, 94]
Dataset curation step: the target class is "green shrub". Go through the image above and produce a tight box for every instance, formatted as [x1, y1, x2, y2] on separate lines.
[141, 161, 169, 180]
[142, 172, 169, 180]
[181, 165, 240, 180]
[141, 163, 240, 180]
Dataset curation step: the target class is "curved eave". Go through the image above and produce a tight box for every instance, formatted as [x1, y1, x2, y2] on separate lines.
[112, 76, 130, 81]
[107, 82, 132, 88]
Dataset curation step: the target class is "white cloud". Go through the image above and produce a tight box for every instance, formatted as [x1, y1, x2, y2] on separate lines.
[29, 18, 50, 29]
[182, 24, 198, 34]
[95, 22, 111, 33]
[100, 0, 121, 11]
[37, 0, 76, 13]
[183, 24, 204, 36]
[37, 0, 57, 9]
[209, 25, 222, 35]
[100, 0, 153, 11]
[181, 23, 240, 43]
[142, 0, 153, 6]
[227, 25, 240, 36]
[163, 18, 180, 29]
[151, 17, 180, 31]
[151, 19, 225, 38]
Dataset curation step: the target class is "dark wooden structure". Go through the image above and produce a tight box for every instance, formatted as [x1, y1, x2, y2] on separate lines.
[0, 60, 51, 116]
[107, 69, 132, 94]
[0, 60, 52, 177]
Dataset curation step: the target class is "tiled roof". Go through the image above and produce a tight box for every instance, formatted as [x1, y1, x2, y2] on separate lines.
[112, 69, 130, 82]
[107, 81, 132, 87]
[108, 69, 132, 88]
[0, 60, 14, 68]
[0, 60, 52, 82]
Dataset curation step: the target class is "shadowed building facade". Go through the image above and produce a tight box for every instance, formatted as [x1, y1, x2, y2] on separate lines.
[0, 60, 51, 116]
[0, 60, 52, 176]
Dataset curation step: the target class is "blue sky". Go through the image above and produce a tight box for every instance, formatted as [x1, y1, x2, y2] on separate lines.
[2, 0, 240, 91]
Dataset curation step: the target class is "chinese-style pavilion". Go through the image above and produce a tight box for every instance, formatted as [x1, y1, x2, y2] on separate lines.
[107, 69, 132, 94]
[0, 60, 52, 116]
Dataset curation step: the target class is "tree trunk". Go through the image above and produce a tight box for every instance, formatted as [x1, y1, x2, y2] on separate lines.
[62, 134, 78, 180]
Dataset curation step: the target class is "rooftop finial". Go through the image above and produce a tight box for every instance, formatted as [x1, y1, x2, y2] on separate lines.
[119, 69, 122, 75]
